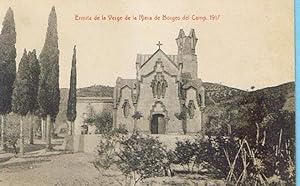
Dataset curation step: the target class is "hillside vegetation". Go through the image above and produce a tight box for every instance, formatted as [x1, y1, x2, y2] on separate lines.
[203, 82, 294, 139]
[203, 82, 248, 105]
[54, 82, 294, 136]
[77, 85, 114, 97]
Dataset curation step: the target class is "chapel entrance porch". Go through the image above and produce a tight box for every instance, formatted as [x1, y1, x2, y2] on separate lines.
[150, 114, 166, 134]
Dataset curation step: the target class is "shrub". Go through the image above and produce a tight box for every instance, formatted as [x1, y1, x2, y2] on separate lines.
[195, 136, 295, 185]
[5, 121, 20, 154]
[84, 107, 113, 134]
[173, 140, 199, 172]
[94, 126, 128, 169]
[94, 110, 113, 134]
[116, 132, 169, 185]
[4, 116, 29, 154]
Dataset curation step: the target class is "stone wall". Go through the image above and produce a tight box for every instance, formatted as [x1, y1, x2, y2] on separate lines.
[74, 97, 113, 135]
[64, 134, 196, 153]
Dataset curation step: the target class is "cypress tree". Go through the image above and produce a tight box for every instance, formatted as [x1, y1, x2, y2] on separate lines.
[38, 7, 60, 149]
[12, 49, 31, 156]
[67, 45, 77, 135]
[0, 7, 16, 151]
[28, 50, 40, 144]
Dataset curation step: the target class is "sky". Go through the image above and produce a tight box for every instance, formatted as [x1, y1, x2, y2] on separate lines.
[0, 0, 295, 90]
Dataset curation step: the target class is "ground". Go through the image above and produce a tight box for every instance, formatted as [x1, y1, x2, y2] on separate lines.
[0, 153, 120, 186]
[0, 152, 224, 186]
[0, 137, 224, 186]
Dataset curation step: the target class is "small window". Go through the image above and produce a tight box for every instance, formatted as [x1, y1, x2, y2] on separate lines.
[122, 99, 131, 118]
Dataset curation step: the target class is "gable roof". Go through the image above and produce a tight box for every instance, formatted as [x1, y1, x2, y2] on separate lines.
[114, 77, 139, 108]
[115, 78, 137, 89]
[136, 49, 178, 68]
[182, 79, 204, 90]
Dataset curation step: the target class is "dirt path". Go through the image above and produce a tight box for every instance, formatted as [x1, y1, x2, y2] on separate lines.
[0, 152, 225, 186]
[0, 153, 125, 186]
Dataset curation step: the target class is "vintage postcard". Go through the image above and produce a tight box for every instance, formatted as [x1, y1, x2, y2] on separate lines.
[0, 0, 295, 185]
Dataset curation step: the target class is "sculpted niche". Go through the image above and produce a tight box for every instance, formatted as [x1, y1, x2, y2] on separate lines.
[150, 73, 168, 99]
[122, 99, 131, 118]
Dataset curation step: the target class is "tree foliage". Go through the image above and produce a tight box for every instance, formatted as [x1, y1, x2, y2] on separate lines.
[12, 49, 32, 156]
[94, 127, 128, 169]
[173, 140, 199, 172]
[84, 106, 113, 134]
[28, 49, 40, 114]
[12, 49, 31, 116]
[67, 45, 77, 122]
[95, 132, 170, 185]
[117, 133, 169, 185]
[38, 6, 60, 120]
[0, 7, 16, 115]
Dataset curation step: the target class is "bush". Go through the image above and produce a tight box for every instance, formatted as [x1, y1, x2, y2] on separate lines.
[84, 107, 113, 134]
[173, 140, 199, 172]
[172, 137, 231, 177]
[5, 116, 29, 154]
[94, 127, 127, 169]
[5, 121, 20, 154]
[116, 132, 170, 185]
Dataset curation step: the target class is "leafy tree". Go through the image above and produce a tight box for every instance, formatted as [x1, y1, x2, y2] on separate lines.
[67, 45, 77, 135]
[0, 7, 16, 151]
[12, 49, 31, 156]
[84, 107, 113, 134]
[38, 7, 60, 149]
[173, 140, 199, 172]
[94, 127, 128, 170]
[117, 133, 169, 185]
[94, 110, 113, 134]
[28, 49, 40, 144]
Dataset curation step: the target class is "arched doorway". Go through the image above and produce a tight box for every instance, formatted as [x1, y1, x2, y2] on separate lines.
[151, 114, 166, 134]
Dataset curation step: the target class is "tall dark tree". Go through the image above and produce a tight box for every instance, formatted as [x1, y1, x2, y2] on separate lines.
[67, 45, 77, 135]
[28, 50, 40, 144]
[12, 49, 31, 156]
[0, 7, 16, 151]
[38, 7, 60, 149]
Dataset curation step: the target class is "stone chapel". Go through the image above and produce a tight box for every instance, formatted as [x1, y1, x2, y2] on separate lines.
[113, 29, 205, 135]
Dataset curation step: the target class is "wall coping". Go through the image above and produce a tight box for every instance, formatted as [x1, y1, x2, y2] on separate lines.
[77, 96, 113, 103]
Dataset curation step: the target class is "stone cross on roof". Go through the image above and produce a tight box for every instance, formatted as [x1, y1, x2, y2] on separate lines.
[156, 41, 163, 49]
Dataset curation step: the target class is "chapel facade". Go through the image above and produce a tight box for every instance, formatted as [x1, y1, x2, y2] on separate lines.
[113, 29, 205, 135]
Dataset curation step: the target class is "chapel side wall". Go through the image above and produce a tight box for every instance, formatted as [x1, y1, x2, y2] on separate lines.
[185, 88, 202, 133]
[116, 87, 135, 132]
